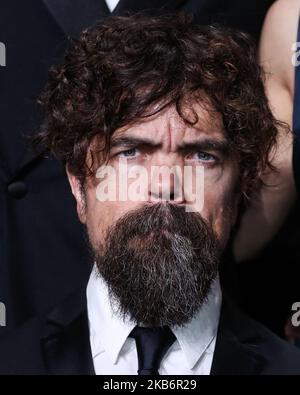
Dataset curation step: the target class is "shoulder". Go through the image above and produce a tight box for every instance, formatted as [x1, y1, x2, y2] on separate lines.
[0, 316, 46, 374]
[0, 285, 88, 375]
[252, 318, 300, 373]
[232, 302, 300, 374]
[259, 0, 300, 92]
[261, 0, 300, 42]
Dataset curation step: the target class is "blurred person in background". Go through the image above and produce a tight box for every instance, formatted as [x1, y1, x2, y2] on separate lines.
[234, 0, 300, 340]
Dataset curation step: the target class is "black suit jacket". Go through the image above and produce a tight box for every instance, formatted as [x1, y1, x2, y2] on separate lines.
[0, 0, 275, 337]
[0, 286, 299, 375]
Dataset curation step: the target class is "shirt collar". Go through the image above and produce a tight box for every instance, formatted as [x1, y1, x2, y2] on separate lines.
[87, 265, 222, 369]
[171, 276, 222, 369]
[87, 266, 136, 364]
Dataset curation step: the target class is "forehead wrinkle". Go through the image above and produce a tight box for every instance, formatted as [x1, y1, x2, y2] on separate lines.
[159, 113, 173, 152]
[157, 110, 189, 152]
[110, 103, 224, 152]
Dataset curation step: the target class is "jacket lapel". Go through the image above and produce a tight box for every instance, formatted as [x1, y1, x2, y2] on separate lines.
[42, 0, 110, 37]
[112, 0, 187, 15]
[41, 286, 95, 375]
[211, 295, 267, 375]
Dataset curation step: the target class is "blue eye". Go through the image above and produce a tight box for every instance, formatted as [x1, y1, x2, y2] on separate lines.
[195, 152, 215, 162]
[118, 148, 137, 158]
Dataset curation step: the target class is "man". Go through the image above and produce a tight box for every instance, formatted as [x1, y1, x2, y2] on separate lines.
[1, 13, 299, 375]
[0, 0, 275, 338]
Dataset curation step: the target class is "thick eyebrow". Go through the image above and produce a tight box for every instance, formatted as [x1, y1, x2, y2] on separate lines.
[110, 136, 161, 149]
[178, 139, 231, 155]
[110, 136, 230, 156]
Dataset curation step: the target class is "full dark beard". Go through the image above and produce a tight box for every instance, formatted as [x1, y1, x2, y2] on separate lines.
[93, 202, 221, 327]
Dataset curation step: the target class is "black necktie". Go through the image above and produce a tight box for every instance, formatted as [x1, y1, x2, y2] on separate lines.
[129, 326, 176, 375]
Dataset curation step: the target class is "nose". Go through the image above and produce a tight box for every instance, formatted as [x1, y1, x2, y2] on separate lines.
[147, 163, 185, 203]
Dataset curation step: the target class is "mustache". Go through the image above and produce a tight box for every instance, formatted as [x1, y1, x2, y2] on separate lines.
[104, 202, 218, 249]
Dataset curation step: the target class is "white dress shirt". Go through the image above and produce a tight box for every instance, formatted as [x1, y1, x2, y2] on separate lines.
[105, 0, 119, 12]
[87, 265, 222, 375]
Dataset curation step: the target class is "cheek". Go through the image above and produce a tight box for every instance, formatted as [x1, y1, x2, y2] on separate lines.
[84, 185, 142, 247]
[201, 173, 239, 246]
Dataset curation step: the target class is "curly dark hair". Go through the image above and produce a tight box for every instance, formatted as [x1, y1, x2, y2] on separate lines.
[33, 12, 282, 198]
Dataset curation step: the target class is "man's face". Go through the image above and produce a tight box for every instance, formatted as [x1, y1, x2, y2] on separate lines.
[68, 103, 240, 326]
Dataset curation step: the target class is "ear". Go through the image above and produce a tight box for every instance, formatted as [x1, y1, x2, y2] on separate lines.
[66, 166, 87, 224]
